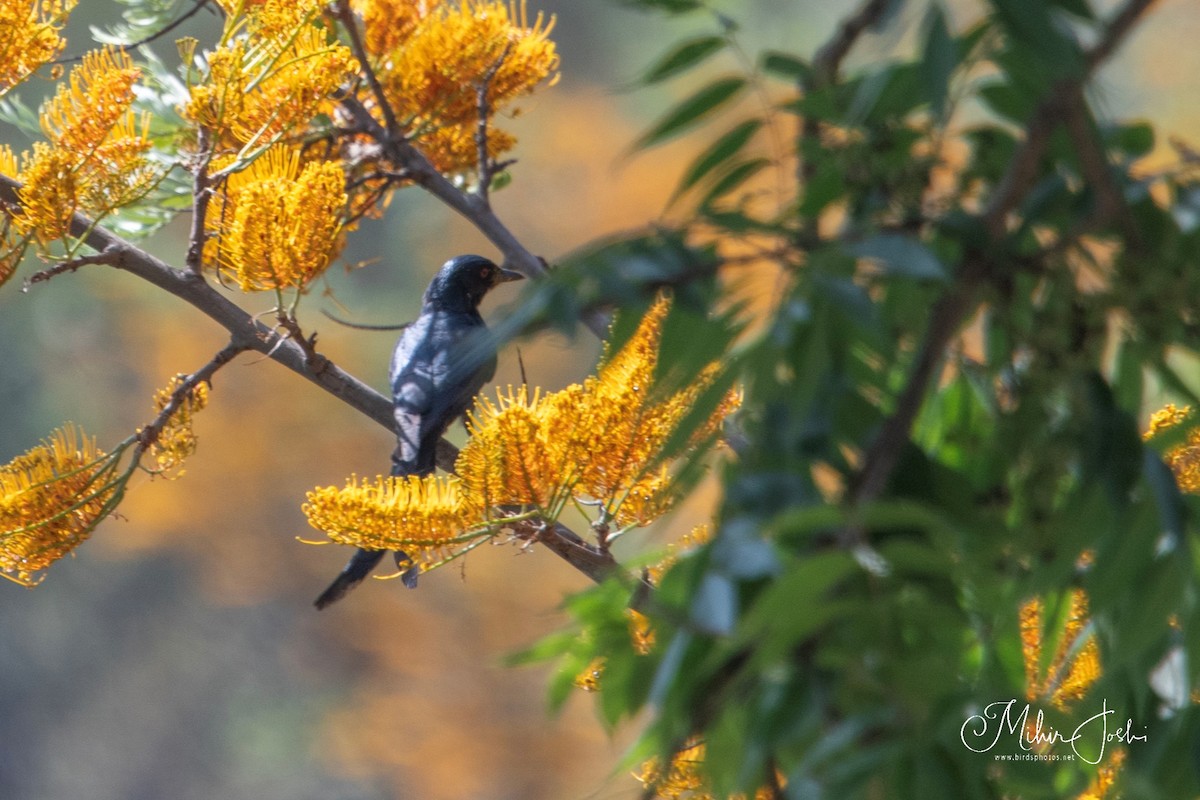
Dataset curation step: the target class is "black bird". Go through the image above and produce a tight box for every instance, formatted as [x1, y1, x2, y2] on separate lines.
[314, 255, 522, 609]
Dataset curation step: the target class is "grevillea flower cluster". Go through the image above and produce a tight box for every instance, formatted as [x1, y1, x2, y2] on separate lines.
[0, 377, 214, 584]
[351, 0, 559, 176]
[303, 296, 740, 570]
[183, 1, 357, 149]
[0, 0, 75, 98]
[206, 145, 347, 291]
[0, 46, 156, 276]
[145, 377, 211, 474]
[0, 424, 118, 585]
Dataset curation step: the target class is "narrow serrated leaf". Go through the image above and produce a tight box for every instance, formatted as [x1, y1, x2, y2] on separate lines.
[634, 77, 746, 150]
[699, 158, 771, 206]
[920, 4, 957, 118]
[642, 36, 726, 84]
[761, 51, 808, 80]
[671, 118, 761, 203]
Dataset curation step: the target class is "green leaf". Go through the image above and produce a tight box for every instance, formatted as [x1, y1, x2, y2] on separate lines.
[698, 157, 771, 206]
[990, 0, 1083, 78]
[641, 36, 727, 84]
[672, 119, 762, 202]
[634, 77, 747, 150]
[761, 51, 808, 80]
[615, 0, 703, 11]
[846, 234, 949, 281]
[1108, 121, 1155, 158]
[920, 4, 958, 118]
[1048, 0, 1095, 19]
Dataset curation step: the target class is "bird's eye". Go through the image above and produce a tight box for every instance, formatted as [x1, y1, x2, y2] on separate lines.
[480, 267, 491, 278]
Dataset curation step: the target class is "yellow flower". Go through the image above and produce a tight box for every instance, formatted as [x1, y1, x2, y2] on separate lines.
[370, 0, 559, 175]
[0, 0, 75, 98]
[144, 377, 210, 474]
[458, 296, 738, 526]
[40, 47, 140, 156]
[351, 0, 439, 57]
[14, 142, 77, 242]
[1019, 589, 1101, 707]
[458, 385, 560, 513]
[573, 657, 604, 693]
[1144, 404, 1200, 493]
[208, 145, 347, 291]
[185, 12, 357, 147]
[302, 473, 475, 563]
[10, 47, 155, 242]
[0, 424, 117, 585]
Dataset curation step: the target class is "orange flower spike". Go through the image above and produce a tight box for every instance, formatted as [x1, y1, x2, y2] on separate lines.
[303, 473, 475, 564]
[210, 146, 347, 291]
[0, 424, 116, 585]
[40, 47, 140, 157]
[1144, 404, 1200, 493]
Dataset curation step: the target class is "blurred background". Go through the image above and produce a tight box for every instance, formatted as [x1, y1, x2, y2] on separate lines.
[1, 1, 1197, 798]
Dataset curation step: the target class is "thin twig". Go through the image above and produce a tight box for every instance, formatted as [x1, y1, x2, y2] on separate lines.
[24, 246, 123, 287]
[328, 0, 404, 140]
[186, 126, 214, 276]
[337, 94, 612, 337]
[798, 0, 892, 238]
[54, 0, 214, 65]
[474, 43, 512, 205]
[134, 340, 248, 455]
[811, 0, 891, 83]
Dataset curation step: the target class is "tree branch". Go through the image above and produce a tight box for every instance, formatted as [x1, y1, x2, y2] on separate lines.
[134, 340, 247, 456]
[848, 0, 1156, 512]
[474, 43, 512, 206]
[799, 0, 892, 237]
[0, 174, 616, 586]
[336, 96, 612, 338]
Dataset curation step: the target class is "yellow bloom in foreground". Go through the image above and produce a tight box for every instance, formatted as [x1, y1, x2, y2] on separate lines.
[458, 296, 738, 524]
[208, 146, 347, 291]
[1144, 404, 1200, 493]
[303, 474, 474, 562]
[1019, 589, 1101, 707]
[144, 377, 210, 474]
[14, 142, 77, 242]
[0, 0, 75, 97]
[636, 741, 777, 800]
[0, 424, 116, 585]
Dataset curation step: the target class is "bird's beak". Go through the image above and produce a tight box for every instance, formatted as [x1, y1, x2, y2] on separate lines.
[494, 268, 524, 285]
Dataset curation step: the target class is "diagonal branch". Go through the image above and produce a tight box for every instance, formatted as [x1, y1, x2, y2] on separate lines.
[848, 0, 1157, 514]
[133, 340, 248, 458]
[0, 174, 619, 585]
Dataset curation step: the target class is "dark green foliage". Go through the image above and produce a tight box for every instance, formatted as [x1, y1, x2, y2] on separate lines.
[521, 1, 1200, 797]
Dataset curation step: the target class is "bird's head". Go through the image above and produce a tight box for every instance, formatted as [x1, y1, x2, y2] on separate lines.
[424, 254, 523, 311]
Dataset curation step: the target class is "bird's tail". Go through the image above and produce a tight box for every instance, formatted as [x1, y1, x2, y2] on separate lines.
[313, 549, 386, 610]
[313, 462, 422, 609]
